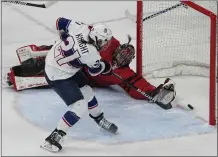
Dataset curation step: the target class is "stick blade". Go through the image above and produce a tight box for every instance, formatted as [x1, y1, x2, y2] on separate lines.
[44, 1, 58, 8]
[125, 9, 136, 22]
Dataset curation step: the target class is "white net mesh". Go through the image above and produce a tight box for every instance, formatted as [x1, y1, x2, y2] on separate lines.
[142, 1, 217, 79]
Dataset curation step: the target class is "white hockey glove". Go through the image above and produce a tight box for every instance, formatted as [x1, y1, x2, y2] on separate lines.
[88, 60, 112, 76]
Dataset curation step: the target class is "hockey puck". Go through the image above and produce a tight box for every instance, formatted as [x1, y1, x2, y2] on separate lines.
[187, 104, 194, 110]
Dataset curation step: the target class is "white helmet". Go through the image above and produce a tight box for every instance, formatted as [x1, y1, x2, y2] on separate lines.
[89, 23, 112, 49]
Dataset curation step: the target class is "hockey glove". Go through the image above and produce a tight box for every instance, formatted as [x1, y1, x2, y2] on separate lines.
[59, 30, 69, 41]
[88, 60, 112, 76]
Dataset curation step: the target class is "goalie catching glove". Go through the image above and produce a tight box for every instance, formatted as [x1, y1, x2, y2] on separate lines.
[149, 78, 176, 110]
[112, 43, 135, 69]
[89, 43, 135, 76]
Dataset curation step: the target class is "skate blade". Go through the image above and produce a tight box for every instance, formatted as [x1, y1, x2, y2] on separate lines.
[40, 141, 60, 153]
[100, 127, 118, 134]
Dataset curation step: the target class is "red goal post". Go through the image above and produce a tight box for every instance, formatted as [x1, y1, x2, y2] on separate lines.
[136, 1, 217, 125]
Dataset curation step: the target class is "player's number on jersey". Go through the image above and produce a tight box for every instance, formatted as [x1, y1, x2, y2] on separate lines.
[54, 36, 79, 66]
[94, 60, 101, 68]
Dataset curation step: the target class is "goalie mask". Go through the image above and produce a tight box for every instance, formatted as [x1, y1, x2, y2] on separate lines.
[113, 43, 135, 68]
[89, 23, 112, 49]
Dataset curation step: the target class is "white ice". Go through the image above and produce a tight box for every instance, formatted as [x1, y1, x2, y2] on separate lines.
[1, 1, 217, 156]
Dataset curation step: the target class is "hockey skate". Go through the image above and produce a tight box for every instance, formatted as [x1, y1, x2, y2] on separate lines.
[40, 128, 66, 152]
[90, 113, 118, 133]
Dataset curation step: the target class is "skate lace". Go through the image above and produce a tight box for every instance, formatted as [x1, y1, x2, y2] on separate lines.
[99, 118, 112, 129]
[51, 132, 62, 143]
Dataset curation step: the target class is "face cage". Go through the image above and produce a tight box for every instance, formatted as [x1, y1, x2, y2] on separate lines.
[95, 37, 104, 48]
[114, 47, 135, 67]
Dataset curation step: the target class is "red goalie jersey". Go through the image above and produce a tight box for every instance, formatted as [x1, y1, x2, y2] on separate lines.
[84, 36, 156, 100]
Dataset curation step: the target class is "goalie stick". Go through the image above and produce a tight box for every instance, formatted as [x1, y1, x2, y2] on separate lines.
[125, 2, 188, 23]
[2, 1, 58, 8]
[112, 72, 194, 110]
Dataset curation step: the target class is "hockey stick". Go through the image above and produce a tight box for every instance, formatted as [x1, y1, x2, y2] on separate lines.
[2, 1, 58, 8]
[112, 72, 172, 110]
[112, 72, 194, 110]
[125, 2, 188, 22]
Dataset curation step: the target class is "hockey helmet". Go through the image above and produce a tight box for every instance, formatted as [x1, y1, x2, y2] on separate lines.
[89, 23, 112, 49]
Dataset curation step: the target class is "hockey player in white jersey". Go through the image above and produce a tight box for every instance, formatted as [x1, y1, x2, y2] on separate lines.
[41, 17, 117, 152]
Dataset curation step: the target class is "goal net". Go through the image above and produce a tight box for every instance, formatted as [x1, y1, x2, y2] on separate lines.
[136, 1, 217, 125]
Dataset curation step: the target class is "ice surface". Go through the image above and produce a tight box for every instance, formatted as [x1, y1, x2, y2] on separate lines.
[16, 86, 215, 144]
[1, 1, 217, 156]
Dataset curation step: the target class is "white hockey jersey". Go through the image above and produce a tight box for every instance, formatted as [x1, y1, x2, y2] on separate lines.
[45, 18, 104, 81]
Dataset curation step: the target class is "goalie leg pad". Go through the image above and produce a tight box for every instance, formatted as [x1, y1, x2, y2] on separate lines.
[16, 45, 49, 64]
[6, 67, 48, 91]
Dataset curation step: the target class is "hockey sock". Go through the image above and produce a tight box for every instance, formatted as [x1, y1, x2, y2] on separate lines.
[88, 96, 101, 117]
[57, 111, 80, 133]
[57, 99, 87, 132]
